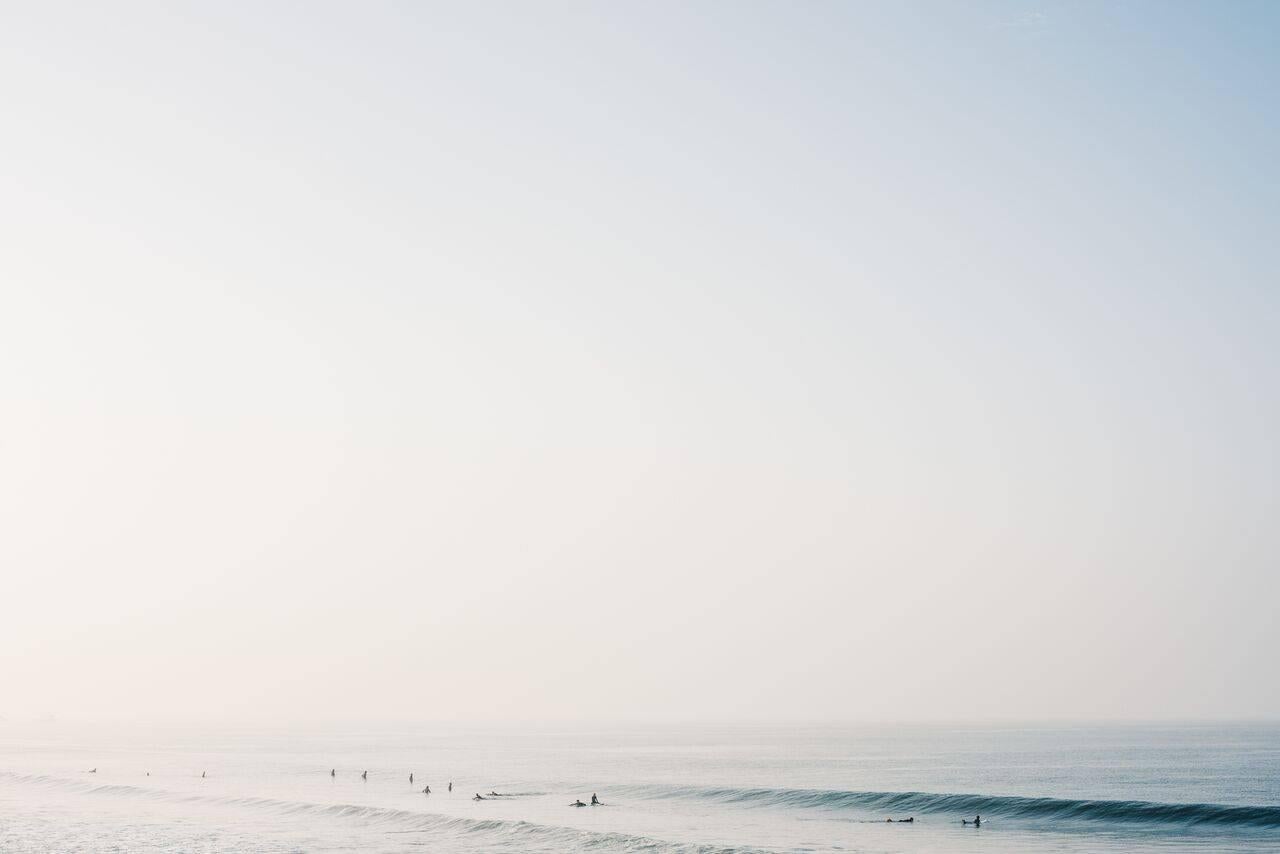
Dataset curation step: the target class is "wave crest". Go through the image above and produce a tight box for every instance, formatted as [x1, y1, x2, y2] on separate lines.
[615, 783, 1280, 828]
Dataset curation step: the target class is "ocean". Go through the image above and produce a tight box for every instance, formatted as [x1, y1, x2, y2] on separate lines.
[1, 721, 1277, 852]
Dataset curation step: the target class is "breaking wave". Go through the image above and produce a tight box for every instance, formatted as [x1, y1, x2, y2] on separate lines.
[613, 782, 1280, 829]
[0, 772, 757, 853]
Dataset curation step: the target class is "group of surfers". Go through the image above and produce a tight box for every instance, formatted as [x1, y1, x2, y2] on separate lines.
[329, 772, 605, 806]
[90, 767, 980, 825]
[885, 814, 981, 826]
[334, 768, 457, 794]
[472, 790, 602, 806]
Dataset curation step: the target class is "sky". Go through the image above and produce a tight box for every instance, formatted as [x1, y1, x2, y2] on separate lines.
[1, 1, 1277, 724]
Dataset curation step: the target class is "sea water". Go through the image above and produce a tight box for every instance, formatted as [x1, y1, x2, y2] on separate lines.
[1, 722, 1277, 852]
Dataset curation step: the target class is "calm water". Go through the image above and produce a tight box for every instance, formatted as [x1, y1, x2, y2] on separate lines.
[1, 722, 1277, 852]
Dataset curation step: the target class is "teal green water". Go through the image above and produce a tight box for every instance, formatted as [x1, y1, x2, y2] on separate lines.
[1, 722, 1277, 852]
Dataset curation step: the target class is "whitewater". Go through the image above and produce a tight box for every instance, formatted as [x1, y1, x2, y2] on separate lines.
[1, 722, 1277, 852]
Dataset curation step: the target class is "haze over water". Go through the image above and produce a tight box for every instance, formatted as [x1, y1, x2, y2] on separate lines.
[4, 0, 1278, 726]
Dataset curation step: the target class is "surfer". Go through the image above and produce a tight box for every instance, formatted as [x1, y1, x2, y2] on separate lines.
[887, 817, 913, 823]
[202, 771, 206, 779]
[488, 790, 503, 797]
[89, 768, 96, 773]
[448, 781, 453, 792]
[409, 773, 414, 784]
[591, 793, 600, 805]
[330, 769, 335, 777]
[962, 814, 981, 827]
[571, 799, 586, 807]
[362, 771, 368, 781]
[423, 785, 430, 794]
[474, 793, 486, 800]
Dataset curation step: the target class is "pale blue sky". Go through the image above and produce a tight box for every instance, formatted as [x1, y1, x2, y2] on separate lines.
[1, 1, 1276, 722]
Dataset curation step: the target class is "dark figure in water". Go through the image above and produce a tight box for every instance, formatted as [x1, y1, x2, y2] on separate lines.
[488, 791, 503, 797]
[448, 781, 453, 792]
[202, 771, 206, 779]
[591, 793, 600, 805]
[474, 793, 486, 800]
[571, 799, 586, 807]
[962, 815, 981, 827]
[330, 769, 335, 777]
[887, 817, 914, 823]
[89, 768, 97, 773]
[362, 771, 368, 781]
[424, 785, 431, 794]
[409, 773, 414, 784]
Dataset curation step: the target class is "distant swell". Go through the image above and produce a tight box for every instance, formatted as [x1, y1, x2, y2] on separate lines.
[614, 783, 1280, 829]
[5, 771, 1278, 840]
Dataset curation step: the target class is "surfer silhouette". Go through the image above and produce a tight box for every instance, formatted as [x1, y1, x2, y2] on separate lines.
[571, 799, 586, 807]
[591, 793, 600, 805]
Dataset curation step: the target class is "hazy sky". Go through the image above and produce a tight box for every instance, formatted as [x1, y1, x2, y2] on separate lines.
[1, 1, 1277, 724]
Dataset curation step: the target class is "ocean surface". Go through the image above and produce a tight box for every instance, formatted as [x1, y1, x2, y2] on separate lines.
[1, 722, 1277, 852]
